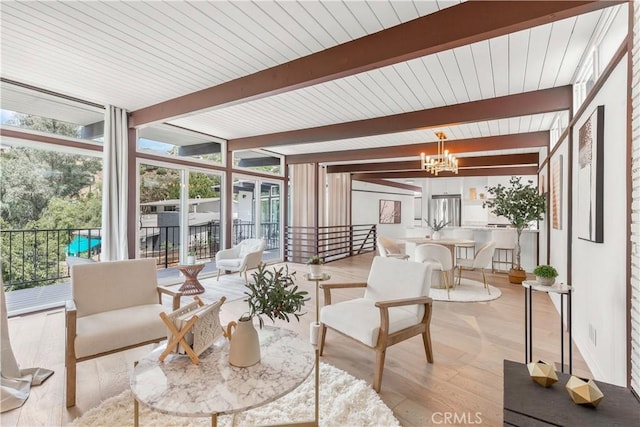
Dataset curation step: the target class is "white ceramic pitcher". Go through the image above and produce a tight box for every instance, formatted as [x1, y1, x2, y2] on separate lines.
[226, 318, 261, 367]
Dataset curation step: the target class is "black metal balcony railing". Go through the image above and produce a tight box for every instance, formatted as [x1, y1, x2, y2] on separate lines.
[284, 224, 377, 264]
[2, 222, 281, 291]
[1, 227, 102, 291]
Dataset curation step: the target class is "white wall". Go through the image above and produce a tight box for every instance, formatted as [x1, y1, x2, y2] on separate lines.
[351, 181, 415, 238]
[571, 57, 627, 386]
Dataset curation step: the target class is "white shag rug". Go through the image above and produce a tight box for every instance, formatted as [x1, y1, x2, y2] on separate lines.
[429, 278, 501, 302]
[72, 363, 399, 427]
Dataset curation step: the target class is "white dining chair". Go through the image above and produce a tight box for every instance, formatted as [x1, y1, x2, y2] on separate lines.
[456, 241, 496, 293]
[452, 228, 475, 261]
[415, 243, 454, 299]
[376, 236, 409, 260]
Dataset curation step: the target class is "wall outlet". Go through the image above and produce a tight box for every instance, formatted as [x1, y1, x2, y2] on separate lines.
[589, 323, 597, 347]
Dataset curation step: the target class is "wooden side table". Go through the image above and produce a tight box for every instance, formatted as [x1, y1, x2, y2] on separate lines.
[177, 263, 205, 295]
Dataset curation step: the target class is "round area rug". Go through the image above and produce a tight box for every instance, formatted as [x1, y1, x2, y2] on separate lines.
[429, 278, 501, 302]
[72, 363, 399, 427]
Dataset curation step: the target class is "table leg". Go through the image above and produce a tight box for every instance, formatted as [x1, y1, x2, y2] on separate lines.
[524, 286, 528, 364]
[315, 347, 319, 426]
[569, 290, 572, 374]
[561, 294, 565, 373]
[134, 398, 139, 427]
[528, 286, 533, 363]
[211, 412, 217, 427]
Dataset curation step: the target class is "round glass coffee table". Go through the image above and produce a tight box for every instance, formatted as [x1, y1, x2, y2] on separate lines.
[131, 326, 314, 426]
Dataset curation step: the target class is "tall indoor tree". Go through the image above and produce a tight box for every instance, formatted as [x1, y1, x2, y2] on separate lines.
[483, 177, 547, 284]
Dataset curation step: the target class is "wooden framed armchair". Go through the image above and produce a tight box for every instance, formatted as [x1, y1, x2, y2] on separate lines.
[319, 256, 433, 392]
[65, 258, 182, 407]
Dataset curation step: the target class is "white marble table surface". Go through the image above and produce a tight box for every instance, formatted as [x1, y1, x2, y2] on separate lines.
[130, 326, 315, 418]
[522, 280, 572, 294]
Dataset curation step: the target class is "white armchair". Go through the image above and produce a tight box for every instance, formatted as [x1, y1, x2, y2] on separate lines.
[65, 258, 181, 407]
[319, 256, 433, 392]
[215, 238, 266, 283]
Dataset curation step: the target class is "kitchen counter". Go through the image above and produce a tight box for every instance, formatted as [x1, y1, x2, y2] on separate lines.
[404, 226, 539, 271]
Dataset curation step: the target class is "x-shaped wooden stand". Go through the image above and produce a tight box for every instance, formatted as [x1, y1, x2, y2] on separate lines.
[159, 296, 204, 365]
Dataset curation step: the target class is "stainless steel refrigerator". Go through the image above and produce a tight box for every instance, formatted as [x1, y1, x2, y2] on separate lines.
[430, 194, 461, 227]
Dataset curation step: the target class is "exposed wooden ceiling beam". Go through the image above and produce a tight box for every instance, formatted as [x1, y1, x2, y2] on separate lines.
[287, 132, 548, 164]
[355, 179, 422, 193]
[129, 1, 616, 128]
[327, 153, 539, 173]
[229, 86, 570, 150]
[351, 166, 539, 180]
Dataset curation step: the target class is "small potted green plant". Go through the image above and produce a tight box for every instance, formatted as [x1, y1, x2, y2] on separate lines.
[306, 255, 324, 277]
[533, 265, 558, 286]
[227, 263, 309, 367]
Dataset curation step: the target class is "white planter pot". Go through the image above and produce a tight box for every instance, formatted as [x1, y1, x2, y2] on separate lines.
[186, 255, 196, 265]
[432, 231, 441, 240]
[309, 264, 322, 277]
[536, 276, 555, 286]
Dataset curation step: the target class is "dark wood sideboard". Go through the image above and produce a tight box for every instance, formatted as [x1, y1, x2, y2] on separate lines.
[503, 360, 640, 426]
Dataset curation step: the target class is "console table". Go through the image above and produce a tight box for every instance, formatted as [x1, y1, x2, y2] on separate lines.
[522, 280, 572, 373]
[130, 326, 314, 426]
[503, 359, 640, 426]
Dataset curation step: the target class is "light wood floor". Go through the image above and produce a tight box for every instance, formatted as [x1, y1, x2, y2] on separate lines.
[2, 253, 590, 426]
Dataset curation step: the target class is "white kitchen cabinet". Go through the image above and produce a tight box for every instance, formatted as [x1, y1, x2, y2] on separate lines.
[430, 177, 462, 195]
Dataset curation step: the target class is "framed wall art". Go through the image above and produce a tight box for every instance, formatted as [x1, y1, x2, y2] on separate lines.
[551, 155, 563, 230]
[379, 200, 401, 224]
[577, 105, 604, 243]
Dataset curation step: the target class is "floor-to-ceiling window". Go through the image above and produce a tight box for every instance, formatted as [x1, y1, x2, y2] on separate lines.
[261, 181, 282, 260]
[137, 124, 225, 269]
[232, 177, 257, 245]
[232, 150, 284, 262]
[1, 82, 104, 292]
[138, 163, 183, 268]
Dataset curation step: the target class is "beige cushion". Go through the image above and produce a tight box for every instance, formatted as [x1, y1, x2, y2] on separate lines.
[75, 304, 166, 359]
[320, 257, 431, 347]
[238, 239, 263, 256]
[71, 259, 159, 317]
[217, 258, 242, 268]
[320, 298, 420, 347]
[364, 256, 430, 318]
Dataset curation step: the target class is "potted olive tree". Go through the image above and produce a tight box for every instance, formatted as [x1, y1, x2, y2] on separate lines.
[483, 177, 546, 284]
[226, 263, 308, 367]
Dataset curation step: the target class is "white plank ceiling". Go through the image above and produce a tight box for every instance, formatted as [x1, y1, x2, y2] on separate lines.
[0, 1, 627, 162]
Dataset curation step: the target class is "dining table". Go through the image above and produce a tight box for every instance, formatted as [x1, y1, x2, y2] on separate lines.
[399, 237, 475, 286]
